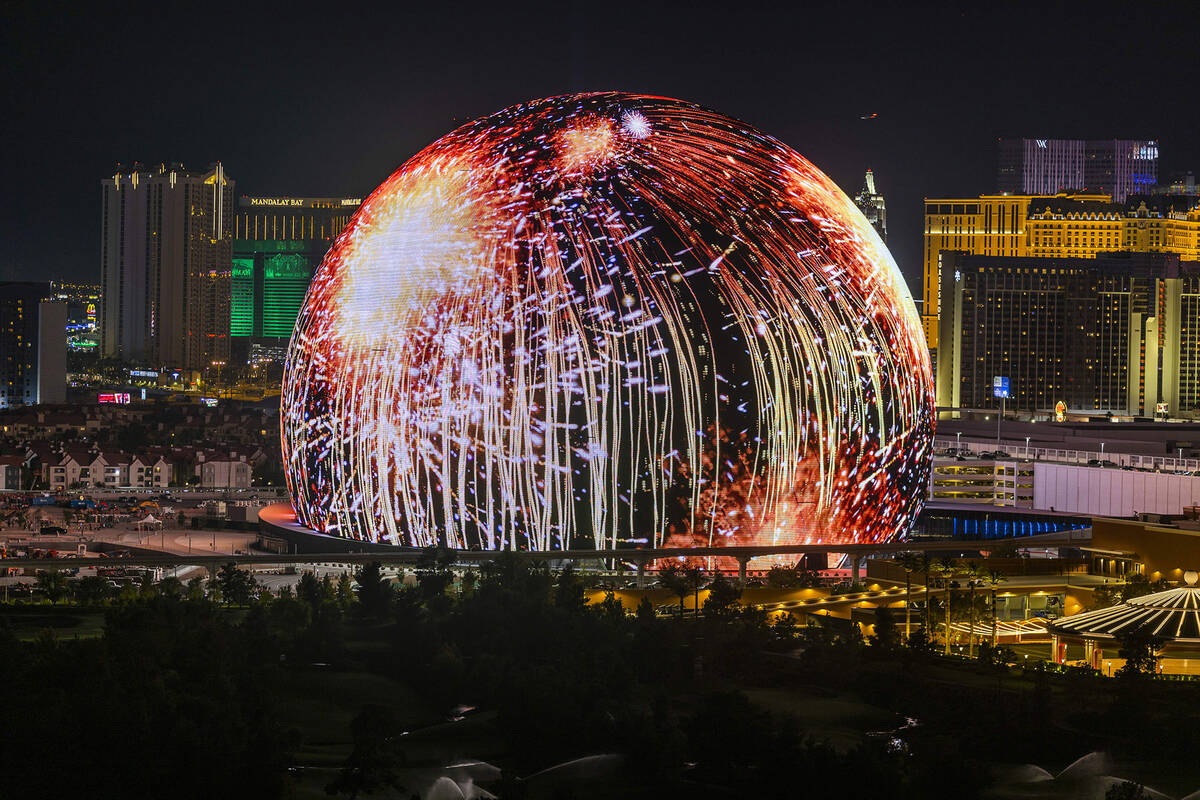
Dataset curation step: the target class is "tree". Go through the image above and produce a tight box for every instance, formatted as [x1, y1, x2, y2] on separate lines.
[320, 574, 337, 605]
[1119, 573, 1171, 603]
[158, 576, 183, 598]
[596, 591, 626, 621]
[354, 562, 393, 618]
[636, 596, 656, 624]
[896, 552, 922, 642]
[336, 573, 354, 609]
[459, 569, 478, 597]
[771, 611, 799, 644]
[658, 562, 692, 620]
[297, 571, 322, 608]
[35, 570, 68, 604]
[74, 575, 113, 605]
[554, 564, 587, 611]
[324, 705, 406, 798]
[869, 606, 899, 651]
[216, 562, 256, 606]
[934, 557, 957, 655]
[683, 564, 708, 615]
[962, 560, 983, 658]
[414, 547, 454, 600]
[702, 572, 742, 618]
[919, 551, 934, 632]
[1115, 627, 1164, 679]
[985, 568, 1007, 646]
[765, 565, 797, 589]
[185, 576, 206, 601]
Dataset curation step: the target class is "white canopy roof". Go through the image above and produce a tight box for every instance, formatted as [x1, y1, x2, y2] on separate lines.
[1048, 573, 1200, 643]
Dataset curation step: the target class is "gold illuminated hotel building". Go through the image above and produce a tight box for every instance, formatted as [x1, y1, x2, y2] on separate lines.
[923, 193, 1200, 347]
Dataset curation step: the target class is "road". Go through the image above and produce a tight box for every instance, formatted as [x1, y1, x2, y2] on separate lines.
[0, 529, 1091, 571]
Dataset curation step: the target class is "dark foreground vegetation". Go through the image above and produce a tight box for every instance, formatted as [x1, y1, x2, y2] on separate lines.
[2, 556, 1197, 799]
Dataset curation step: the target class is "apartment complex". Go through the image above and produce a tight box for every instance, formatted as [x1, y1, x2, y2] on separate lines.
[44, 450, 173, 490]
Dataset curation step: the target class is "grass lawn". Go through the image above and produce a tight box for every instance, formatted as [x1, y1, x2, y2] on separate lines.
[277, 670, 435, 766]
[740, 686, 898, 752]
[0, 606, 107, 640]
[278, 669, 510, 799]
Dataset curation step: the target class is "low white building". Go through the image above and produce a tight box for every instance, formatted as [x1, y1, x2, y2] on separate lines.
[130, 456, 171, 489]
[931, 456, 1200, 517]
[47, 451, 102, 490]
[198, 455, 252, 489]
[0, 455, 24, 490]
[1033, 463, 1200, 517]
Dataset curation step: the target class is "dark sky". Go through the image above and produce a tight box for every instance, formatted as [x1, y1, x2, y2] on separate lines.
[3, 0, 1198, 297]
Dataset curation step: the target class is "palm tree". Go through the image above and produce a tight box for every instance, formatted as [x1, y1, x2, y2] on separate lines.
[897, 552, 922, 642]
[934, 557, 957, 655]
[985, 568, 1008, 647]
[658, 562, 691, 620]
[920, 551, 934, 633]
[962, 560, 983, 658]
[683, 564, 708, 616]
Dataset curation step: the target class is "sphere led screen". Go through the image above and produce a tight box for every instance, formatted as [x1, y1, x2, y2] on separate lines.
[282, 93, 934, 550]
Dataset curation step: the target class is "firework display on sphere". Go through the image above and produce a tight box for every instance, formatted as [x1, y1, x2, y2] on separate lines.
[281, 92, 934, 551]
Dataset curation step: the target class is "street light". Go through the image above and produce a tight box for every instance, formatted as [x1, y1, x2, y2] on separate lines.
[1025, 436, 1031, 458]
[956, 431, 962, 452]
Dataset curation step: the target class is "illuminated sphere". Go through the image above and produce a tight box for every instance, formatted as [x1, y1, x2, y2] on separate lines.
[282, 93, 933, 550]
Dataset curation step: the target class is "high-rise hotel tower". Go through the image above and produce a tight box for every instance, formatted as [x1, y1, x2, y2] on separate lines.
[99, 162, 234, 371]
[996, 138, 1158, 202]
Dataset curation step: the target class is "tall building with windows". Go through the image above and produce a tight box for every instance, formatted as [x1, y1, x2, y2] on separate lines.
[231, 196, 360, 345]
[936, 251, 1200, 417]
[997, 139, 1087, 196]
[99, 162, 235, 370]
[996, 138, 1158, 202]
[922, 192, 1107, 345]
[1084, 140, 1159, 203]
[853, 169, 886, 242]
[923, 192, 1200, 347]
[0, 282, 66, 408]
[50, 282, 100, 352]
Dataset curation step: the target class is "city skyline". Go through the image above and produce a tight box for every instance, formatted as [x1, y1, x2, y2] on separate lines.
[4, 0, 1198, 296]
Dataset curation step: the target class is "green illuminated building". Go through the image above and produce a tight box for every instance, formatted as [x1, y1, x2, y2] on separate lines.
[231, 195, 360, 342]
[231, 241, 315, 339]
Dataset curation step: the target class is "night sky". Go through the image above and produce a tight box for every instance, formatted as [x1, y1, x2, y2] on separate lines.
[4, 0, 1198, 299]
